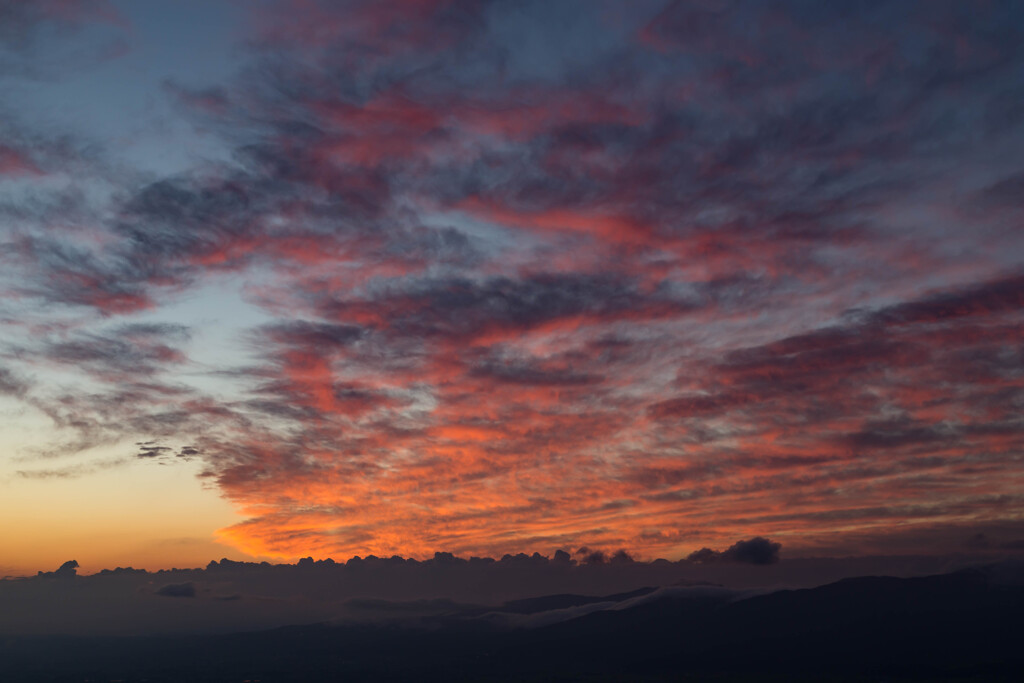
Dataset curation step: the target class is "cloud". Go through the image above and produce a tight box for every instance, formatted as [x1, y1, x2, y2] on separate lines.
[686, 547, 719, 564]
[0, 366, 28, 397]
[136, 442, 173, 459]
[35, 560, 78, 579]
[0, 0, 129, 78]
[687, 537, 781, 565]
[721, 537, 781, 565]
[0, 0, 125, 48]
[0, 145, 43, 177]
[36, 323, 191, 381]
[870, 273, 1024, 326]
[16, 457, 131, 480]
[155, 582, 196, 598]
[2, 0, 1024, 563]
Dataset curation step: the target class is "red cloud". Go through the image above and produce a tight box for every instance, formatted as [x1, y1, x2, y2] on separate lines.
[0, 146, 43, 177]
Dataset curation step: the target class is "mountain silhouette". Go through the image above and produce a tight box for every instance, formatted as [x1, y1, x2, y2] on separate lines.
[2, 565, 1022, 681]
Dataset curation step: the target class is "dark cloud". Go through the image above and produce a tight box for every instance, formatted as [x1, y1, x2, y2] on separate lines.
[870, 272, 1024, 326]
[38, 323, 190, 380]
[35, 560, 79, 579]
[0, 366, 28, 397]
[686, 547, 719, 564]
[319, 273, 700, 342]
[261, 321, 365, 350]
[468, 353, 602, 387]
[13, 235, 157, 314]
[687, 538, 781, 565]
[978, 170, 1024, 207]
[610, 549, 635, 564]
[155, 582, 196, 598]
[553, 549, 573, 564]
[721, 537, 781, 565]
[136, 442, 172, 459]
[845, 417, 955, 451]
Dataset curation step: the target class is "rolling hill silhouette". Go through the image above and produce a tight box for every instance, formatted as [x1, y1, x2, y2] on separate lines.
[2, 564, 1022, 681]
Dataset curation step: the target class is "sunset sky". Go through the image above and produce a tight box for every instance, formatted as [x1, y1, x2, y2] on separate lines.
[2, 0, 1023, 576]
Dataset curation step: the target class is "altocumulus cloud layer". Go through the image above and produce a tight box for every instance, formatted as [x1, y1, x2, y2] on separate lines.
[1, 0, 1024, 560]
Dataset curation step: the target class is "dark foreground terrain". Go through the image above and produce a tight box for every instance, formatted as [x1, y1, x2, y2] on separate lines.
[3, 566, 1022, 682]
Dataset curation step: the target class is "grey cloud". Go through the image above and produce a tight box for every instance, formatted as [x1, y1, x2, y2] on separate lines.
[0, 366, 28, 397]
[687, 537, 781, 565]
[16, 457, 131, 480]
[155, 582, 196, 598]
[721, 537, 781, 565]
[39, 324, 190, 379]
[469, 355, 602, 387]
[321, 272, 699, 341]
[136, 442, 172, 459]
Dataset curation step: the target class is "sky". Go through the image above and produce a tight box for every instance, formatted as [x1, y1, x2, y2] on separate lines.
[1, 0, 1023, 576]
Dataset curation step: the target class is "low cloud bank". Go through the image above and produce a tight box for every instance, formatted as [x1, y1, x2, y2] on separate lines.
[4, 539, 1019, 637]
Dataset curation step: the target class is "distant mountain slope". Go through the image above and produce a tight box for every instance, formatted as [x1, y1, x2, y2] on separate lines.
[2, 566, 1022, 681]
[502, 567, 1024, 680]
